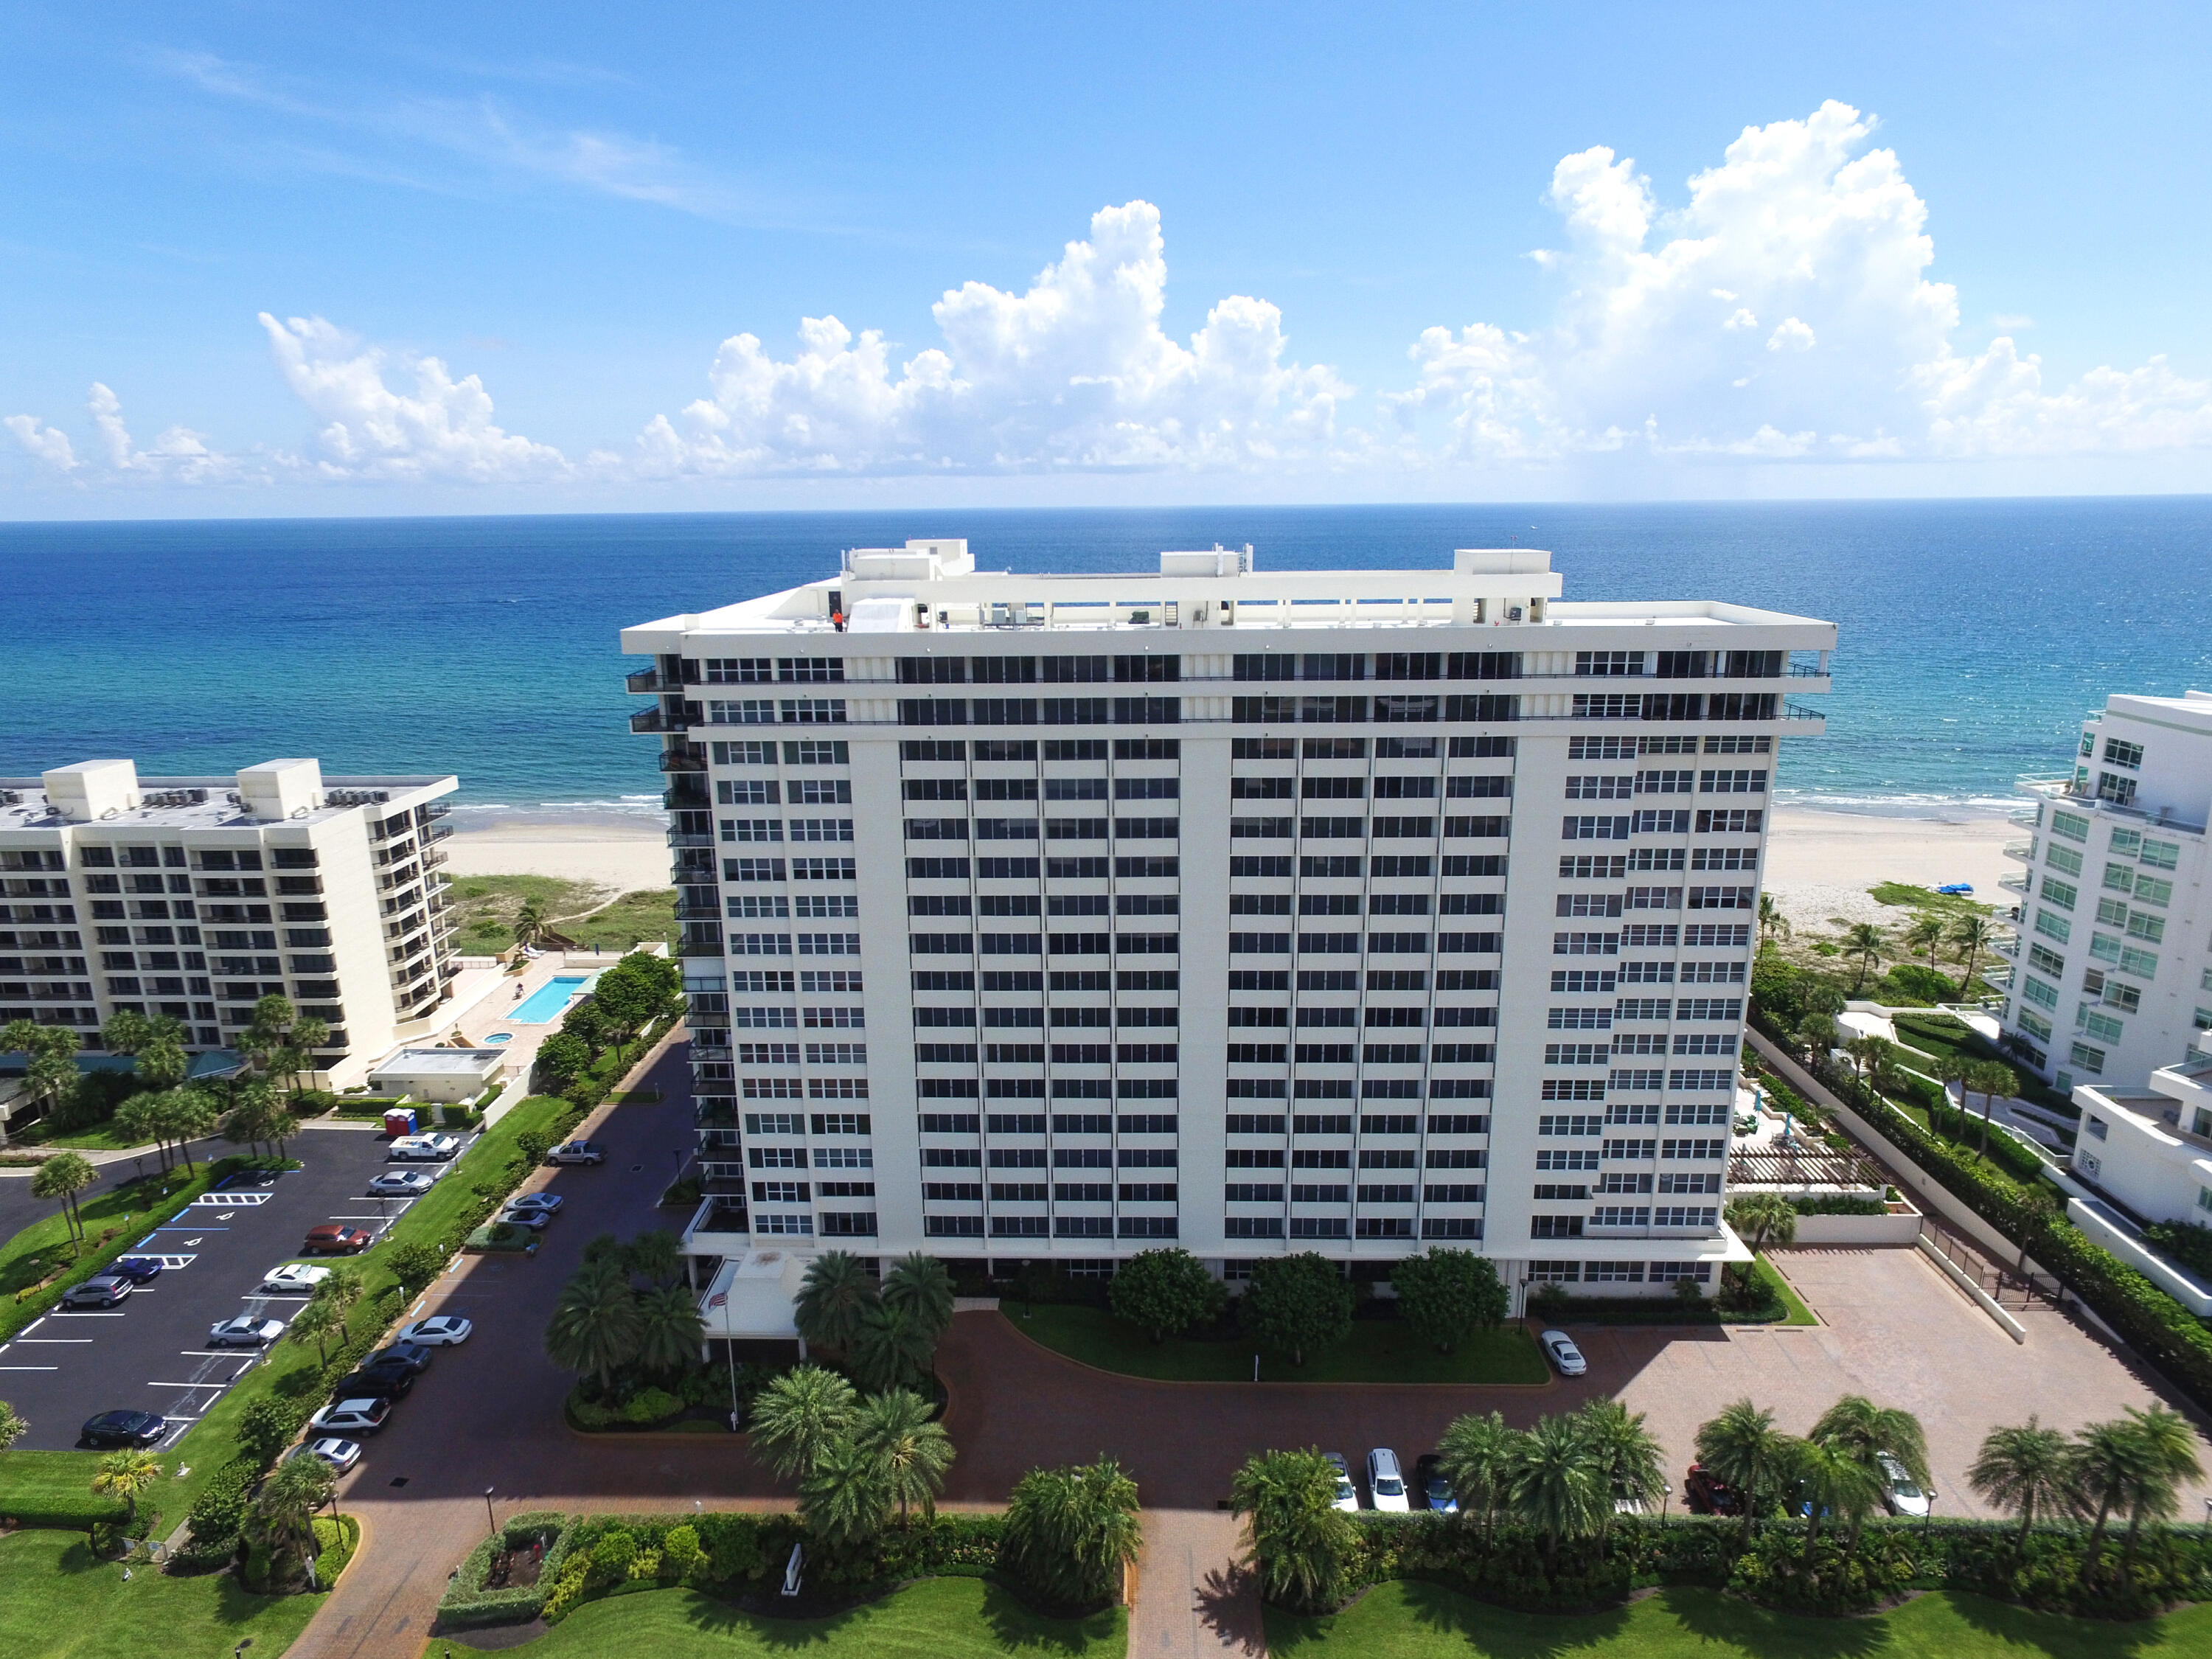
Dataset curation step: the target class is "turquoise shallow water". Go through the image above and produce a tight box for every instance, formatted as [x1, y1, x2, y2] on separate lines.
[4, 499, 2208, 812]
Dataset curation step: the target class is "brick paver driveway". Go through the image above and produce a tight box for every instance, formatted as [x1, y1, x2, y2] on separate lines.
[292, 1108, 2212, 1659]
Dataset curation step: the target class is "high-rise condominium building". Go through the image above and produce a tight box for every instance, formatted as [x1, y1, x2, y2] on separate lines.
[2001, 690, 2212, 1091]
[625, 540, 1833, 1298]
[0, 758, 461, 1091]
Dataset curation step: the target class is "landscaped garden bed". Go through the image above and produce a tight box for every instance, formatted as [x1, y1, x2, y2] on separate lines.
[1006, 1300, 1551, 1382]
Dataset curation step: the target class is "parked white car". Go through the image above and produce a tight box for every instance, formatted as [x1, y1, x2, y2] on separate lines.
[310, 1399, 390, 1436]
[1367, 1447, 1411, 1513]
[1321, 1452, 1360, 1512]
[1878, 1453, 1931, 1518]
[1540, 1329, 1587, 1377]
[258, 1263, 333, 1295]
[397, 1315, 473, 1346]
[293, 1436, 363, 1473]
[386, 1133, 461, 1162]
[368, 1171, 437, 1197]
[207, 1315, 287, 1348]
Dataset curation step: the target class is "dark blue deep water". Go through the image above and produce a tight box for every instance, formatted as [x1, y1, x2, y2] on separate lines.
[5, 499, 2209, 813]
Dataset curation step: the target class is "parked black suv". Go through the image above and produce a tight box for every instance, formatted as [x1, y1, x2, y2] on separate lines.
[330, 1369, 414, 1402]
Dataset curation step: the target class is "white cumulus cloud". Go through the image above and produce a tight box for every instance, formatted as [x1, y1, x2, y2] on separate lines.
[4, 414, 77, 470]
[1392, 100, 2212, 467]
[258, 313, 571, 481]
[630, 201, 1349, 476]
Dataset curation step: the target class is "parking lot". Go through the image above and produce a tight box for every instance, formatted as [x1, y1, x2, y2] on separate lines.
[0, 1125, 462, 1450]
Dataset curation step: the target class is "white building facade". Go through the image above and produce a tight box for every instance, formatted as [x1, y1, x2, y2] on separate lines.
[2071, 1034, 2212, 1228]
[625, 541, 1834, 1298]
[0, 758, 462, 1091]
[2000, 691, 2212, 1092]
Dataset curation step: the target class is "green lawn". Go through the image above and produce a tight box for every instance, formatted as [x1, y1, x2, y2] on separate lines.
[437, 1575, 1125, 1658]
[0, 1526, 327, 1659]
[1006, 1305, 1550, 1384]
[12, 1121, 160, 1151]
[448, 872, 675, 956]
[0, 1158, 228, 1344]
[1265, 1579, 2212, 1658]
[1753, 1257, 1820, 1326]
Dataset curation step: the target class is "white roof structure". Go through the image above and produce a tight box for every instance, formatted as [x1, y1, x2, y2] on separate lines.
[699, 1249, 810, 1343]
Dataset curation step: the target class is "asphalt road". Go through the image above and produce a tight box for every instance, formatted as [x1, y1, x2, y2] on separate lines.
[0, 1126, 420, 1451]
[0, 1135, 231, 1242]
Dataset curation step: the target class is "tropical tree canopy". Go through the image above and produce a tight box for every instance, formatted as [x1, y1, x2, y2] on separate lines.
[1003, 1458, 1144, 1609]
[1390, 1248, 1508, 1354]
[1107, 1248, 1224, 1343]
[1230, 1448, 1356, 1613]
[1694, 1397, 1781, 1545]
[798, 1433, 892, 1551]
[746, 1364, 858, 1481]
[543, 1259, 644, 1390]
[636, 1283, 706, 1374]
[850, 1298, 936, 1394]
[1239, 1252, 1354, 1366]
[880, 1253, 956, 1339]
[1968, 1417, 2073, 1545]
[794, 1251, 878, 1354]
[1506, 1412, 1605, 1557]
[852, 1388, 956, 1523]
[1436, 1410, 1520, 1535]
[91, 1450, 163, 1525]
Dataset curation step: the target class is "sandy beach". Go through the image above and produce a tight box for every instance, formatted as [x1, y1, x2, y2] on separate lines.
[447, 804, 2022, 929]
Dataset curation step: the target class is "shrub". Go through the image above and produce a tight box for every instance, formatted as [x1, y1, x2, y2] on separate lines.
[588, 1527, 639, 1587]
[436, 1511, 577, 1628]
[1790, 1194, 1886, 1216]
[698, 1512, 763, 1582]
[622, 1387, 684, 1425]
[661, 1523, 704, 1581]
[312, 1514, 358, 1583]
[1107, 1248, 1224, 1342]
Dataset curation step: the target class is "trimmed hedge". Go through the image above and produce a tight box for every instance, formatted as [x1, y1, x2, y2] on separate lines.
[1753, 1010, 2212, 1413]
[313, 1513, 360, 1584]
[1349, 1512, 2212, 1621]
[439, 1510, 579, 1628]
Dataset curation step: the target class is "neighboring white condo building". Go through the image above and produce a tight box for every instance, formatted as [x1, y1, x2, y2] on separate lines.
[2001, 690, 2212, 1091]
[2071, 1031, 2212, 1227]
[623, 540, 1834, 1307]
[0, 758, 461, 1092]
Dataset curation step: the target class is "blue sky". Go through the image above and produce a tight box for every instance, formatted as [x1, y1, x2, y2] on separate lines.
[4, 1, 2210, 513]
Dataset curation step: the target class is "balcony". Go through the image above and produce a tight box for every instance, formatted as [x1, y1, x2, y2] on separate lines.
[681, 1194, 752, 1256]
[2003, 840, 2034, 863]
[673, 899, 725, 922]
[421, 846, 448, 871]
[1781, 700, 1826, 729]
[1989, 933, 2023, 961]
[678, 931, 726, 959]
[667, 829, 716, 848]
[630, 703, 703, 735]
[1998, 872, 2029, 896]
[627, 664, 700, 694]
[658, 745, 709, 774]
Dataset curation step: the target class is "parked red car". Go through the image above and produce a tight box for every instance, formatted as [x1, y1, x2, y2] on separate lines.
[302, 1224, 375, 1254]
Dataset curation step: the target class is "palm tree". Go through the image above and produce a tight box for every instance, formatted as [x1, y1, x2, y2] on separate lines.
[795, 1251, 877, 1356]
[98, 1009, 156, 1060]
[1969, 1418, 2075, 1548]
[1968, 1060, 2019, 1157]
[1785, 1436, 1885, 1562]
[2115, 1406, 2204, 1578]
[1575, 1399, 1665, 1538]
[311, 1262, 365, 1326]
[2073, 1415, 2142, 1578]
[636, 1283, 706, 1374]
[799, 1433, 891, 1551]
[1843, 922, 1886, 992]
[31, 1152, 97, 1252]
[91, 1450, 163, 1530]
[1794, 1012, 1839, 1057]
[1230, 1448, 1357, 1613]
[1811, 1395, 1930, 1548]
[1437, 1410, 1520, 1548]
[113, 1091, 170, 1171]
[514, 900, 550, 951]
[1, 1020, 80, 1144]
[1722, 1194, 1797, 1294]
[288, 1298, 338, 1366]
[1842, 1033, 1891, 1086]
[0, 1399, 27, 1450]
[543, 1259, 644, 1393]
[254, 1453, 335, 1577]
[1507, 1412, 1604, 1562]
[747, 1364, 858, 1480]
[1926, 1051, 1967, 1135]
[852, 1298, 936, 1394]
[1950, 914, 1998, 991]
[1906, 913, 1947, 973]
[222, 1080, 291, 1161]
[1758, 894, 1792, 947]
[880, 1253, 956, 1339]
[1005, 1458, 1144, 1608]
[163, 1088, 220, 1175]
[136, 1021, 189, 1093]
[623, 1228, 683, 1288]
[853, 1388, 956, 1523]
[1696, 1398, 1782, 1550]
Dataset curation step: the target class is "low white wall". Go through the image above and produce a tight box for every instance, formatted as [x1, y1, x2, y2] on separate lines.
[1790, 1210, 1923, 1247]
[2067, 1197, 2212, 1317]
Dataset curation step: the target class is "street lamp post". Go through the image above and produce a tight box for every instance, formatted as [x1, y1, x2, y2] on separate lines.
[1922, 1484, 1937, 1542]
[484, 1486, 497, 1537]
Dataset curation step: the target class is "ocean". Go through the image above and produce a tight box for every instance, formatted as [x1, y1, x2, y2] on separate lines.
[5, 498, 2209, 818]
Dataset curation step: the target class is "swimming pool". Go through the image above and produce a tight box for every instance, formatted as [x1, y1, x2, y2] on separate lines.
[507, 974, 591, 1024]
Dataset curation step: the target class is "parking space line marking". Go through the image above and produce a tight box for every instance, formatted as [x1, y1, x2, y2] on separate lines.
[13, 1338, 94, 1343]
[49, 1311, 126, 1318]
[147, 1382, 230, 1389]
[0, 1364, 60, 1370]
